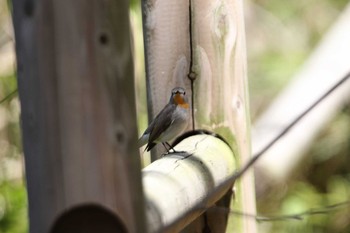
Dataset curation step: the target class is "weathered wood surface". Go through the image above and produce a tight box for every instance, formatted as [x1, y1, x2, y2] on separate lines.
[142, 0, 192, 159]
[143, 134, 236, 233]
[190, 1, 256, 231]
[12, 0, 144, 232]
[142, 0, 256, 232]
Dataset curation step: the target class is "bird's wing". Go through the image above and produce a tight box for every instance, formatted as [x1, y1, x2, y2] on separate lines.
[146, 104, 176, 151]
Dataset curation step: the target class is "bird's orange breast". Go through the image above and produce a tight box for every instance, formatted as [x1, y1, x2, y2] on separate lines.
[174, 93, 189, 109]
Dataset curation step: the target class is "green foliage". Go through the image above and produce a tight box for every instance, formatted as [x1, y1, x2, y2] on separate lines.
[250, 1, 350, 232]
[0, 74, 17, 103]
[248, 0, 349, 119]
[129, 0, 140, 11]
[0, 181, 28, 233]
[262, 177, 350, 233]
[256, 108, 350, 233]
[0, 2, 25, 230]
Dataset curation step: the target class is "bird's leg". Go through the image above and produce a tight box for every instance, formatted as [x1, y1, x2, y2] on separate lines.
[161, 142, 186, 157]
[161, 142, 170, 154]
[165, 142, 177, 153]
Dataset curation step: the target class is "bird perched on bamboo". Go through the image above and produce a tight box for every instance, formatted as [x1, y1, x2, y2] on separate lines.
[138, 87, 190, 152]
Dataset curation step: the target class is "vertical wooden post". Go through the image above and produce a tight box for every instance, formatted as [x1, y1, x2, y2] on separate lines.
[190, 1, 257, 232]
[12, 0, 145, 233]
[142, 0, 256, 232]
[142, 0, 191, 159]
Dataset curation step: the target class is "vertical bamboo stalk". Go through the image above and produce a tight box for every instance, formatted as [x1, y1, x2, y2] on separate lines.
[142, 0, 191, 159]
[12, 0, 145, 232]
[191, 1, 257, 232]
[142, 0, 257, 232]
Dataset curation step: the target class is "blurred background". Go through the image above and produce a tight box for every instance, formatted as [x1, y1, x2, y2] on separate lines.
[0, 0, 349, 232]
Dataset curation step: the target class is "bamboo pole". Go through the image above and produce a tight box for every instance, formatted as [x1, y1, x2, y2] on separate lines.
[12, 1, 145, 232]
[189, 0, 256, 232]
[141, 0, 191, 160]
[143, 133, 236, 233]
[142, 0, 256, 232]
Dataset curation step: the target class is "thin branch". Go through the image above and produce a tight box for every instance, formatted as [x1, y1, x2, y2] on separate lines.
[233, 71, 350, 180]
[210, 72, 350, 192]
[0, 88, 18, 105]
[213, 200, 350, 222]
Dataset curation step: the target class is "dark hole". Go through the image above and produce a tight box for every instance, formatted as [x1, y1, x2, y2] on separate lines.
[99, 33, 109, 45]
[116, 131, 124, 143]
[51, 204, 128, 233]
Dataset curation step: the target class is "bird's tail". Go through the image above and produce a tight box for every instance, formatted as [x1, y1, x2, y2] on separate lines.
[138, 134, 148, 148]
[139, 133, 156, 151]
[145, 142, 156, 152]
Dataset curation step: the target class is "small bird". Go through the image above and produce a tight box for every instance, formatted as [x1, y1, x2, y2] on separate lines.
[138, 87, 190, 152]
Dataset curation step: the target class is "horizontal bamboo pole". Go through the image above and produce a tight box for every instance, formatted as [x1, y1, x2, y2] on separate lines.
[142, 133, 236, 233]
